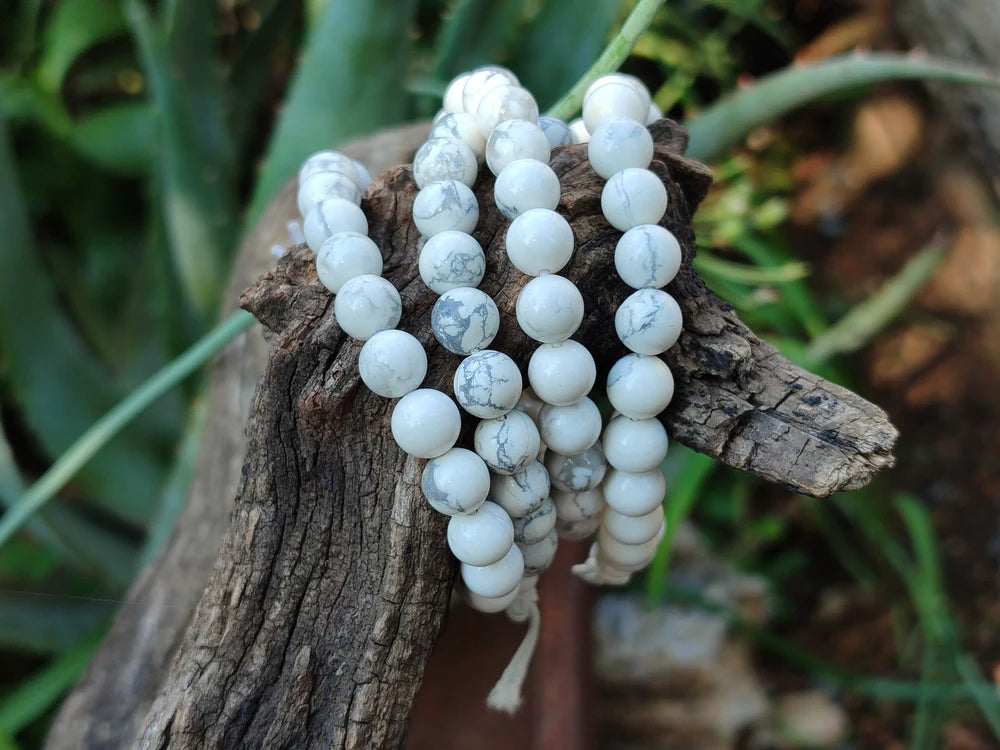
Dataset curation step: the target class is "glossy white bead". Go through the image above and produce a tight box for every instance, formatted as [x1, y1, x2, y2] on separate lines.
[597, 524, 662, 571]
[475, 84, 539, 137]
[430, 287, 500, 355]
[515, 274, 584, 343]
[568, 118, 590, 144]
[447, 500, 514, 566]
[494, 159, 560, 219]
[453, 349, 522, 418]
[587, 118, 654, 179]
[390, 388, 462, 459]
[489, 460, 550, 518]
[519, 528, 558, 575]
[418, 230, 486, 293]
[556, 515, 601, 541]
[413, 137, 479, 188]
[474, 409, 540, 475]
[303, 199, 368, 252]
[615, 224, 682, 289]
[505, 208, 573, 276]
[443, 72, 473, 113]
[601, 168, 668, 231]
[461, 66, 519, 114]
[602, 414, 669, 473]
[615, 288, 683, 355]
[412, 179, 479, 237]
[527, 340, 595, 406]
[603, 467, 666, 516]
[297, 171, 361, 216]
[538, 396, 602, 455]
[583, 80, 649, 133]
[646, 101, 663, 125]
[552, 487, 604, 522]
[315, 231, 382, 293]
[358, 330, 427, 398]
[584, 73, 650, 106]
[421, 447, 491, 516]
[485, 119, 550, 176]
[465, 585, 519, 613]
[602, 505, 664, 545]
[512, 497, 555, 545]
[298, 150, 363, 186]
[461, 543, 524, 598]
[606, 354, 675, 419]
[544, 441, 607, 492]
[537, 115, 574, 148]
[430, 112, 487, 159]
[333, 274, 401, 341]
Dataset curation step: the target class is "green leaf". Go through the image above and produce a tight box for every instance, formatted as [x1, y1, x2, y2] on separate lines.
[36, 0, 127, 92]
[0, 592, 112, 654]
[432, 0, 529, 80]
[69, 102, 154, 176]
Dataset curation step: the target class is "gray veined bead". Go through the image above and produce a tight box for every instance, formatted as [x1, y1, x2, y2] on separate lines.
[453, 350, 523, 418]
[431, 287, 500, 355]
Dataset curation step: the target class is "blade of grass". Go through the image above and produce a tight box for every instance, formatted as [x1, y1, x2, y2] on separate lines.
[693, 252, 809, 284]
[0, 592, 113, 653]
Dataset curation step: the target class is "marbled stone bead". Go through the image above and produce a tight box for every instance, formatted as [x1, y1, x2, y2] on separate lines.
[555, 514, 601, 541]
[538, 396, 602, 456]
[505, 208, 574, 276]
[544, 441, 607, 492]
[646, 101, 663, 125]
[602, 505, 664, 545]
[587, 118, 654, 179]
[461, 66, 519, 115]
[358, 329, 427, 398]
[390, 388, 462, 459]
[485, 119, 550, 176]
[443, 72, 473, 114]
[474, 409, 541, 475]
[430, 112, 487, 159]
[614, 288, 683, 355]
[333, 274, 401, 340]
[553, 487, 604, 522]
[601, 167, 668, 232]
[489, 460, 550, 518]
[527, 340, 596, 406]
[515, 388, 545, 422]
[519, 528, 558, 575]
[298, 150, 364, 186]
[475, 84, 539, 137]
[315, 231, 382, 293]
[418, 230, 486, 294]
[354, 160, 374, 190]
[606, 353, 675, 419]
[494, 159, 561, 219]
[584, 73, 650, 107]
[431, 287, 500, 355]
[297, 170, 361, 216]
[421, 447, 491, 516]
[596, 525, 662, 572]
[412, 179, 479, 237]
[464, 585, 519, 613]
[537, 115, 574, 148]
[568, 118, 590, 144]
[453, 349, 522, 418]
[602, 467, 666, 517]
[515, 274, 584, 343]
[303, 199, 369, 252]
[583, 80, 649, 133]
[461, 543, 524, 598]
[447, 500, 515, 566]
[413, 136, 479, 188]
[614, 224, 682, 289]
[512, 497, 556, 545]
[602, 414, 669, 473]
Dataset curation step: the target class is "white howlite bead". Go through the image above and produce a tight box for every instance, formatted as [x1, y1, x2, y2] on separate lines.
[453, 350, 523, 418]
[413, 137, 479, 188]
[602, 505, 664, 545]
[430, 112, 487, 159]
[443, 72, 473, 114]
[601, 168, 668, 231]
[298, 150, 363, 186]
[527, 340, 596, 406]
[516, 388, 545, 422]
[519, 528, 558, 575]
[646, 101, 663, 125]
[418, 230, 486, 293]
[615, 288, 683, 355]
[583, 81, 649, 133]
[333, 274, 401, 341]
[412, 179, 479, 237]
[421, 447, 491, 516]
[297, 171, 361, 216]
[556, 514, 601, 541]
[588, 119, 654, 179]
[485, 119, 550, 176]
[447, 500, 515, 566]
[461, 543, 524, 598]
[603, 414, 668, 473]
[303, 199, 368, 252]
[538, 396, 602, 455]
[545, 442, 607, 492]
[462, 66, 519, 114]
[603, 467, 666, 517]
[553, 487, 604, 522]
[505, 208, 573, 275]
[431, 287, 500, 355]
[606, 354, 675, 419]
[494, 159, 560, 219]
[489, 460, 549, 518]
[584, 73, 651, 106]
[538, 115, 574, 148]
[597, 525, 662, 571]
[315, 231, 382, 293]
[512, 497, 555, 545]
[515, 274, 584, 343]
[475, 84, 539, 137]
[615, 224, 682, 289]
[390, 388, 462, 459]
[353, 160, 374, 191]
[474, 409, 540, 475]
[568, 118, 590, 144]
[358, 330, 427, 398]
[465, 585, 519, 613]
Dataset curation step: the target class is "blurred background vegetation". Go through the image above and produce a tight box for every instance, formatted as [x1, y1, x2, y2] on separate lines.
[1, 0, 999, 747]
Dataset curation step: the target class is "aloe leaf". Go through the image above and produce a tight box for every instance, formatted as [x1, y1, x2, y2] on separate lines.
[431, 0, 529, 80]
[69, 101, 154, 176]
[0, 592, 112, 654]
[36, 0, 126, 92]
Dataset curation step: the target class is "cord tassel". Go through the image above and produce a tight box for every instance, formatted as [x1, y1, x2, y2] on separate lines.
[486, 602, 540, 714]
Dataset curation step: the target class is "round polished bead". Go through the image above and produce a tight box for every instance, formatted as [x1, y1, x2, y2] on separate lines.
[538, 396, 602, 455]
[601, 168, 668, 231]
[494, 159, 560, 219]
[315, 231, 382, 293]
[474, 409, 540, 475]
[297, 171, 361, 216]
[333, 274, 401, 340]
[597, 525, 662, 571]
[646, 101, 663, 125]
[475, 84, 539, 137]
[431, 287, 500, 355]
[298, 150, 363, 185]
[584, 73, 650, 106]
[447, 500, 514, 566]
[453, 349, 523, 418]
[304, 199, 368, 252]
[603, 467, 666, 517]
[606, 354, 675, 419]
[583, 80, 649, 133]
[512, 497, 555, 545]
[485, 120, 550, 176]
[588, 118, 654, 179]
[461, 543, 524, 598]
[421, 447, 491, 516]
[430, 112, 487, 159]
[515, 274, 584, 343]
[544, 442, 607, 492]
[412, 179, 479, 237]
[527, 340, 596, 406]
[443, 72, 473, 114]
[418, 230, 486, 294]
[568, 118, 589, 144]
[556, 515, 601, 541]
[462, 66, 519, 115]
[465, 585, 519, 613]
[603, 414, 669, 473]
[615, 224, 682, 289]
[413, 137, 479, 188]
[537, 115, 574, 148]
[515, 388, 545, 422]
[358, 330, 427, 398]
[615, 288, 682, 355]
[602, 505, 664, 545]
[505, 208, 573, 275]
[519, 528, 558, 575]
[553, 487, 604, 522]
[489, 460, 550, 518]
[390, 389, 461, 459]
[353, 160, 373, 191]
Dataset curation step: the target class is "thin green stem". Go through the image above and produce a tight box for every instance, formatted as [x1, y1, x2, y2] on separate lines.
[545, 0, 664, 121]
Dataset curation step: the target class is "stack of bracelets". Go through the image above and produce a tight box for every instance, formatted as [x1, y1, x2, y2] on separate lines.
[293, 65, 683, 711]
